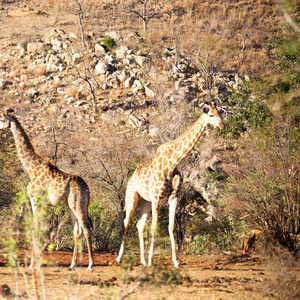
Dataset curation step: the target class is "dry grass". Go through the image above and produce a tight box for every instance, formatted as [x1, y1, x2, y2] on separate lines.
[265, 248, 300, 300]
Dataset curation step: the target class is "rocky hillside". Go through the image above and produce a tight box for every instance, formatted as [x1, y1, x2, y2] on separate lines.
[0, 0, 287, 212]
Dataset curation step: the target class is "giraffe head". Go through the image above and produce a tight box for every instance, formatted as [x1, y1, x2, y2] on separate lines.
[0, 108, 15, 129]
[202, 102, 225, 130]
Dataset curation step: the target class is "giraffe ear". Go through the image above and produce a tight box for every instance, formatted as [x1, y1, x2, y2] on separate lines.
[6, 108, 14, 115]
[203, 106, 209, 114]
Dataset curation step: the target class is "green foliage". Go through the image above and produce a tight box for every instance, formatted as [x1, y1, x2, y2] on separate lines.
[101, 36, 116, 51]
[227, 119, 300, 250]
[120, 252, 188, 288]
[89, 200, 120, 251]
[265, 25, 300, 91]
[191, 234, 210, 254]
[17, 189, 54, 264]
[0, 135, 22, 211]
[217, 80, 270, 139]
[190, 212, 248, 254]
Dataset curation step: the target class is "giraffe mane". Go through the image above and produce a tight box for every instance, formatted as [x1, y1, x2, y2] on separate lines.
[11, 115, 58, 167]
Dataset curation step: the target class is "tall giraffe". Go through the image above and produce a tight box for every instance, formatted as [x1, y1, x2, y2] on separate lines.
[116, 102, 224, 268]
[0, 109, 94, 271]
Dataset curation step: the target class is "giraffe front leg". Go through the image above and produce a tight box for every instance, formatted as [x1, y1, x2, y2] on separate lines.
[116, 185, 139, 264]
[168, 174, 182, 268]
[28, 188, 38, 271]
[168, 197, 180, 268]
[136, 199, 151, 266]
[148, 202, 159, 267]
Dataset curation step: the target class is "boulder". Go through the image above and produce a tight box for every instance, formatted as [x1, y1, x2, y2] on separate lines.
[27, 42, 44, 54]
[135, 55, 149, 67]
[128, 114, 142, 127]
[124, 76, 135, 88]
[95, 43, 106, 54]
[95, 60, 109, 75]
[145, 85, 155, 98]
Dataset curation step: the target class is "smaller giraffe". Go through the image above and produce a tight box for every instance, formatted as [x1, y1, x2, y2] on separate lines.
[116, 102, 224, 268]
[0, 109, 94, 271]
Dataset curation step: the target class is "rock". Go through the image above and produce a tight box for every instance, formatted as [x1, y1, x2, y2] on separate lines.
[129, 114, 142, 127]
[104, 31, 121, 40]
[95, 60, 109, 74]
[123, 58, 136, 65]
[124, 76, 135, 88]
[145, 85, 155, 97]
[46, 63, 57, 72]
[0, 80, 12, 90]
[105, 54, 116, 64]
[73, 53, 81, 64]
[115, 45, 129, 59]
[95, 43, 106, 54]
[48, 54, 61, 65]
[27, 88, 39, 98]
[20, 48, 26, 56]
[27, 42, 44, 54]
[51, 37, 63, 50]
[149, 126, 160, 138]
[66, 97, 75, 104]
[135, 55, 149, 67]
[69, 32, 78, 39]
[61, 52, 72, 64]
[132, 79, 143, 94]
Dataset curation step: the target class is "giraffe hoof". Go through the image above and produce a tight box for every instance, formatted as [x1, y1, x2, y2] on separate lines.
[116, 257, 121, 264]
[68, 266, 75, 271]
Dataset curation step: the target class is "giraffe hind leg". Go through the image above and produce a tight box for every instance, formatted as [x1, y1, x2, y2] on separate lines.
[68, 209, 82, 271]
[68, 208, 94, 271]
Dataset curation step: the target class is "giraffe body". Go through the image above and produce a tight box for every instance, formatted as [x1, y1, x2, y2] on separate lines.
[0, 110, 94, 271]
[116, 102, 224, 268]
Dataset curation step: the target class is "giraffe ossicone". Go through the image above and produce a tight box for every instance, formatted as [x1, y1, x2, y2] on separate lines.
[116, 102, 224, 268]
[1, 109, 94, 271]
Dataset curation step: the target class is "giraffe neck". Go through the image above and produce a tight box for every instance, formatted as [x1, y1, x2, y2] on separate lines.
[157, 113, 207, 172]
[9, 118, 54, 177]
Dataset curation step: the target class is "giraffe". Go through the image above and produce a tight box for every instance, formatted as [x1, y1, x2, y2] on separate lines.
[116, 102, 224, 268]
[0, 109, 94, 271]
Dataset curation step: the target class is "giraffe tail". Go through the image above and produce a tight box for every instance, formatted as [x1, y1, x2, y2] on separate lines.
[88, 216, 93, 231]
[119, 210, 126, 237]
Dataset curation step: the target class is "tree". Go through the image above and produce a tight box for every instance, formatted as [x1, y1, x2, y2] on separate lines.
[131, 0, 160, 32]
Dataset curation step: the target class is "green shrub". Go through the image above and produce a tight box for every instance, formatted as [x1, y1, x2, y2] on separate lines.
[217, 80, 270, 139]
[89, 200, 120, 251]
[102, 36, 116, 51]
[189, 208, 248, 255]
[191, 234, 211, 254]
[226, 118, 300, 251]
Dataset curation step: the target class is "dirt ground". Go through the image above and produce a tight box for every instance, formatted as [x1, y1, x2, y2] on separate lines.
[0, 249, 291, 300]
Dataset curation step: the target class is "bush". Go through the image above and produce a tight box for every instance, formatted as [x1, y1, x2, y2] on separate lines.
[89, 200, 120, 252]
[189, 207, 248, 254]
[226, 117, 300, 250]
[102, 36, 116, 51]
[0, 135, 22, 212]
[217, 80, 271, 139]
